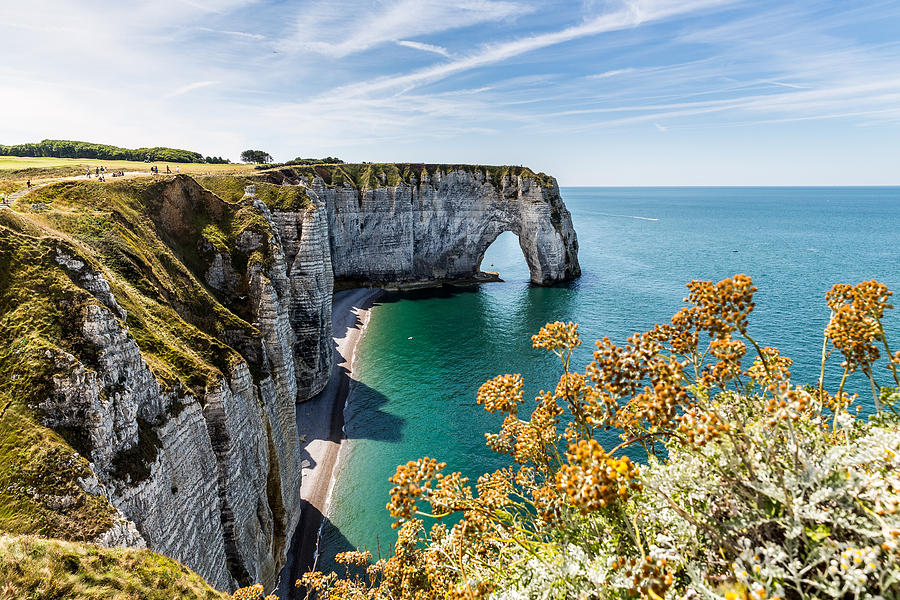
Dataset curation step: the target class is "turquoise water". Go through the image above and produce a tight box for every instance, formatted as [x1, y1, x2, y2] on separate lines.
[319, 187, 900, 567]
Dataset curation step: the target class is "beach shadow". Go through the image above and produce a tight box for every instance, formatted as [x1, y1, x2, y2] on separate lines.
[275, 503, 356, 599]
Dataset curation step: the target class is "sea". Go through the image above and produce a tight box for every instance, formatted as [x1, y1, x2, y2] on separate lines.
[317, 186, 900, 569]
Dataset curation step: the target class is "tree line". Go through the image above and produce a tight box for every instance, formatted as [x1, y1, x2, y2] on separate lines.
[0, 139, 228, 164]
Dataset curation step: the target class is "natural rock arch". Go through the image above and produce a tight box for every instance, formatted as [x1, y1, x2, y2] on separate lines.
[266, 165, 581, 286]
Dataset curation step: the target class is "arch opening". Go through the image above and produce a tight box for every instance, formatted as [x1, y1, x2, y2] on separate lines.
[476, 230, 531, 282]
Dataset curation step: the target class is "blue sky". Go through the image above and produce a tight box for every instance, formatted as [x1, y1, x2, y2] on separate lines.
[2, 0, 899, 184]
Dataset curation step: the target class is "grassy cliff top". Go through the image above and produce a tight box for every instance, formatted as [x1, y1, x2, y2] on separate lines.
[0, 174, 284, 540]
[194, 174, 313, 211]
[258, 162, 556, 189]
[0, 535, 229, 599]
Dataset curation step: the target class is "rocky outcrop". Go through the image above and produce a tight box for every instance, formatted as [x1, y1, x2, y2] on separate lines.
[263, 166, 580, 287]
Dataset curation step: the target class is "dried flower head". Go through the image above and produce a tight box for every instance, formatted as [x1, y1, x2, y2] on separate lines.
[532, 321, 582, 353]
[476, 373, 524, 415]
[557, 439, 641, 511]
[387, 457, 446, 527]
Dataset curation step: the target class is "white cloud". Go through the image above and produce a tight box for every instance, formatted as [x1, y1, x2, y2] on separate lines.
[276, 0, 528, 57]
[164, 80, 221, 98]
[396, 40, 452, 58]
[587, 68, 635, 79]
[320, 0, 733, 99]
[194, 27, 266, 40]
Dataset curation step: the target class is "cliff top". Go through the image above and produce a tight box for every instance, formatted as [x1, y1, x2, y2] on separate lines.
[0, 534, 229, 599]
[0, 175, 296, 539]
[257, 162, 556, 190]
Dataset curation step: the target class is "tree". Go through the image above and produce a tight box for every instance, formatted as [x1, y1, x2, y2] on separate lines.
[240, 150, 273, 164]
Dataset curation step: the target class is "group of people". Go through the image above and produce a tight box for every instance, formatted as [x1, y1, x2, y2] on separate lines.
[87, 166, 108, 181]
[84, 166, 127, 182]
[149, 165, 178, 175]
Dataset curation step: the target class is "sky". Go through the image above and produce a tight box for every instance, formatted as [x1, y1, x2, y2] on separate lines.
[2, 0, 899, 185]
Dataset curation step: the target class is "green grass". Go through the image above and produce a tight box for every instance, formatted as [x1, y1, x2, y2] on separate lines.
[0, 212, 116, 540]
[195, 174, 313, 211]
[0, 534, 229, 600]
[0, 174, 290, 536]
[0, 155, 252, 174]
[21, 178, 263, 391]
[260, 162, 556, 191]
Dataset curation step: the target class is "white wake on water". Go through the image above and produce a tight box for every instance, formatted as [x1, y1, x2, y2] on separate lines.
[596, 212, 659, 221]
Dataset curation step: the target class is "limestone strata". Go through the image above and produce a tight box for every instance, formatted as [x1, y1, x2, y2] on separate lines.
[264, 166, 580, 286]
[40, 178, 333, 591]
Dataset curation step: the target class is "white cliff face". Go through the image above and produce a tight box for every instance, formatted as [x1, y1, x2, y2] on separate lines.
[267, 167, 580, 286]
[41, 180, 334, 592]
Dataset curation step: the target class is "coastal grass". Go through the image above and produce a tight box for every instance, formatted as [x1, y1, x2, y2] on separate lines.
[0, 173, 282, 532]
[259, 162, 556, 191]
[195, 174, 313, 211]
[0, 211, 116, 540]
[18, 177, 260, 392]
[0, 155, 252, 174]
[0, 534, 229, 600]
[0, 156, 254, 196]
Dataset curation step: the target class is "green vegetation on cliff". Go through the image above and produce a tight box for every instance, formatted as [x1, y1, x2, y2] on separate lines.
[195, 174, 313, 211]
[0, 535, 229, 600]
[0, 211, 117, 539]
[260, 162, 556, 191]
[0, 174, 297, 542]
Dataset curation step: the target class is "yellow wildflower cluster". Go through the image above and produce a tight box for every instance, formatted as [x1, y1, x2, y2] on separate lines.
[747, 346, 792, 390]
[335, 550, 373, 567]
[678, 404, 730, 448]
[557, 439, 641, 511]
[231, 584, 276, 600]
[685, 273, 756, 337]
[613, 556, 675, 599]
[475, 373, 524, 415]
[531, 320, 582, 353]
[386, 457, 446, 527]
[825, 280, 892, 373]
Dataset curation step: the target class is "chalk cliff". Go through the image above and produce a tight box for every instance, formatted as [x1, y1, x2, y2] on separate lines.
[0, 176, 332, 591]
[261, 164, 580, 287]
[0, 165, 578, 593]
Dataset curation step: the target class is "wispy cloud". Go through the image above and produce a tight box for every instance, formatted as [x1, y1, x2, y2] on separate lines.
[396, 40, 452, 58]
[195, 26, 265, 40]
[164, 80, 220, 98]
[587, 68, 635, 79]
[277, 0, 527, 57]
[321, 0, 734, 99]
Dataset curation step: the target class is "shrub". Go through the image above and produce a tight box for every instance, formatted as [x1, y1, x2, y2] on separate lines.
[299, 275, 900, 600]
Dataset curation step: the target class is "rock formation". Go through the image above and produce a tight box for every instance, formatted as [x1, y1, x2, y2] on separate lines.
[0, 166, 579, 593]
[262, 164, 580, 287]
